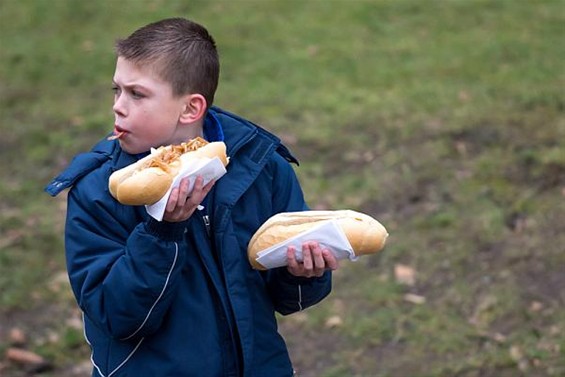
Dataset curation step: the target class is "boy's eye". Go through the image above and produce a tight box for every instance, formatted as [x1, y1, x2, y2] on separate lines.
[111, 85, 144, 99]
[131, 90, 144, 99]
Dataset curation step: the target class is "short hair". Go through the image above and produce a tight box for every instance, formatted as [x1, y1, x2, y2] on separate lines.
[115, 18, 219, 108]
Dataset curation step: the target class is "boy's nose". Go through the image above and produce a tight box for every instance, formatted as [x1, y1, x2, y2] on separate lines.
[113, 95, 127, 117]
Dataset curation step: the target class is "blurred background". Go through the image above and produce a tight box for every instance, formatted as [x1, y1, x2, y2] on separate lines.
[1, 0, 564, 376]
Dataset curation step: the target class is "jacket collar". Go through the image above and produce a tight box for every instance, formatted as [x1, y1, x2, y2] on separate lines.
[205, 107, 284, 233]
[203, 110, 225, 142]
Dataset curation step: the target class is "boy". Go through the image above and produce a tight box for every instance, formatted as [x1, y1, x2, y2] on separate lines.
[46, 18, 338, 377]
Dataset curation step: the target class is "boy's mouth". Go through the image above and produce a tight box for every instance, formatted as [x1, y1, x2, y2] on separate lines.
[107, 125, 126, 140]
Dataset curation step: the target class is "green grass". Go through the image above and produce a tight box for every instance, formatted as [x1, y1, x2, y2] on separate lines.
[1, 0, 564, 376]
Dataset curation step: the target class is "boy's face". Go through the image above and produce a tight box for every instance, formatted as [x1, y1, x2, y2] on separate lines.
[112, 57, 188, 154]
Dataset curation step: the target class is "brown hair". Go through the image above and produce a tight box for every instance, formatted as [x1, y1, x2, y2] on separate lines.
[115, 18, 219, 108]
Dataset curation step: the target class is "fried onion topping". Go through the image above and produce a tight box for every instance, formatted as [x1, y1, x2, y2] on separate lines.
[143, 137, 209, 171]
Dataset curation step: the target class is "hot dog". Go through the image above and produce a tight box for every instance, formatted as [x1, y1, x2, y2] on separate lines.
[109, 137, 228, 205]
[247, 210, 389, 270]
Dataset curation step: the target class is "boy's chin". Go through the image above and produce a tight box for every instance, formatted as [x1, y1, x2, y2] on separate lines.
[119, 140, 148, 155]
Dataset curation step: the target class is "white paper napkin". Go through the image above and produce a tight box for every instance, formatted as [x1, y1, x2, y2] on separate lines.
[255, 219, 358, 269]
[146, 157, 227, 221]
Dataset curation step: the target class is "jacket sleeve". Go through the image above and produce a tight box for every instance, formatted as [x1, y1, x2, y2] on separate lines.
[262, 154, 333, 315]
[65, 169, 189, 340]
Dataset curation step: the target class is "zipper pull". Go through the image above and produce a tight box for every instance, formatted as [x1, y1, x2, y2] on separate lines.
[202, 215, 211, 237]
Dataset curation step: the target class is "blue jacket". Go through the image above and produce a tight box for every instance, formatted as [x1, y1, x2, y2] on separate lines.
[45, 107, 332, 377]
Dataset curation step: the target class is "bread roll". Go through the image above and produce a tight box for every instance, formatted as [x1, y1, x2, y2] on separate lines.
[247, 210, 388, 270]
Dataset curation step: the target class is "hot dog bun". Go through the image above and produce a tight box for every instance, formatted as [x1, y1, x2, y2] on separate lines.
[247, 210, 389, 270]
[109, 138, 228, 205]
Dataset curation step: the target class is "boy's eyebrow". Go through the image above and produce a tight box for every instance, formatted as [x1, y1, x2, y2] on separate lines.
[112, 80, 149, 91]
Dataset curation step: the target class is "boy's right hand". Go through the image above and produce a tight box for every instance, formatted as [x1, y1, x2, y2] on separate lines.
[163, 176, 214, 223]
[286, 241, 339, 278]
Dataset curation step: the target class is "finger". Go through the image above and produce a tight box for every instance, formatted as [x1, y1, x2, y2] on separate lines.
[187, 176, 205, 204]
[166, 186, 180, 212]
[287, 246, 303, 276]
[311, 243, 325, 269]
[178, 177, 191, 203]
[193, 175, 204, 191]
[196, 177, 215, 201]
[323, 249, 339, 271]
[287, 246, 299, 270]
[306, 242, 326, 277]
[302, 242, 313, 271]
[203, 178, 216, 192]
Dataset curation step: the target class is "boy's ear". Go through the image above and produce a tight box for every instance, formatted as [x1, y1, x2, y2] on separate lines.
[179, 94, 207, 124]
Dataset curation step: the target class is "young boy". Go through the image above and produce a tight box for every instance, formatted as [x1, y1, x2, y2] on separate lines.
[46, 18, 339, 377]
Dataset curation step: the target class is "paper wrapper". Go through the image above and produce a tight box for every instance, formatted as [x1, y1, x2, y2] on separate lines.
[146, 156, 227, 221]
[255, 220, 358, 270]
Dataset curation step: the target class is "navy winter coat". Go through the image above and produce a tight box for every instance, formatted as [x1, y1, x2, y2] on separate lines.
[46, 107, 332, 377]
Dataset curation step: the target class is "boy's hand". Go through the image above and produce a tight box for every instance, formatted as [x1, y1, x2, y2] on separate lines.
[287, 241, 339, 278]
[163, 176, 214, 223]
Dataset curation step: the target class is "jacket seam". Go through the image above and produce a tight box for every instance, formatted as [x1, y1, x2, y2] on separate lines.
[83, 313, 145, 377]
[120, 241, 180, 340]
[107, 338, 145, 377]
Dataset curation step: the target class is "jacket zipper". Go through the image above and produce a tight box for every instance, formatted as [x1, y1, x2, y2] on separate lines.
[202, 214, 211, 237]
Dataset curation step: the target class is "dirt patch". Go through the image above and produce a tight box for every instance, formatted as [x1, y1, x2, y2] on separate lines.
[279, 315, 347, 377]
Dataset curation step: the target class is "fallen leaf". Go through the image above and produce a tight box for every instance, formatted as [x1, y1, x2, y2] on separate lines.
[9, 328, 26, 346]
[6, 348, 44, 365]
[394, 264, 416, 286]
[509, 345, 530, 372]
[325, 315, 343, 328]
[529, 301, 543, 312]
[403, 293, 426, 304]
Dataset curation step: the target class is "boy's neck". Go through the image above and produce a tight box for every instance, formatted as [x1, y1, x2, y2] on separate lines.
[173, 118, 205, 144]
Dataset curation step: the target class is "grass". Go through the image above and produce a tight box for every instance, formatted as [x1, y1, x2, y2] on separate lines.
[1, 0, 564, 376]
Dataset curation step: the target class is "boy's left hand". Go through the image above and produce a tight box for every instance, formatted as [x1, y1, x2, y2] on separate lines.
[287, 241, 339, 278]
[163, 175, 214, 223]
